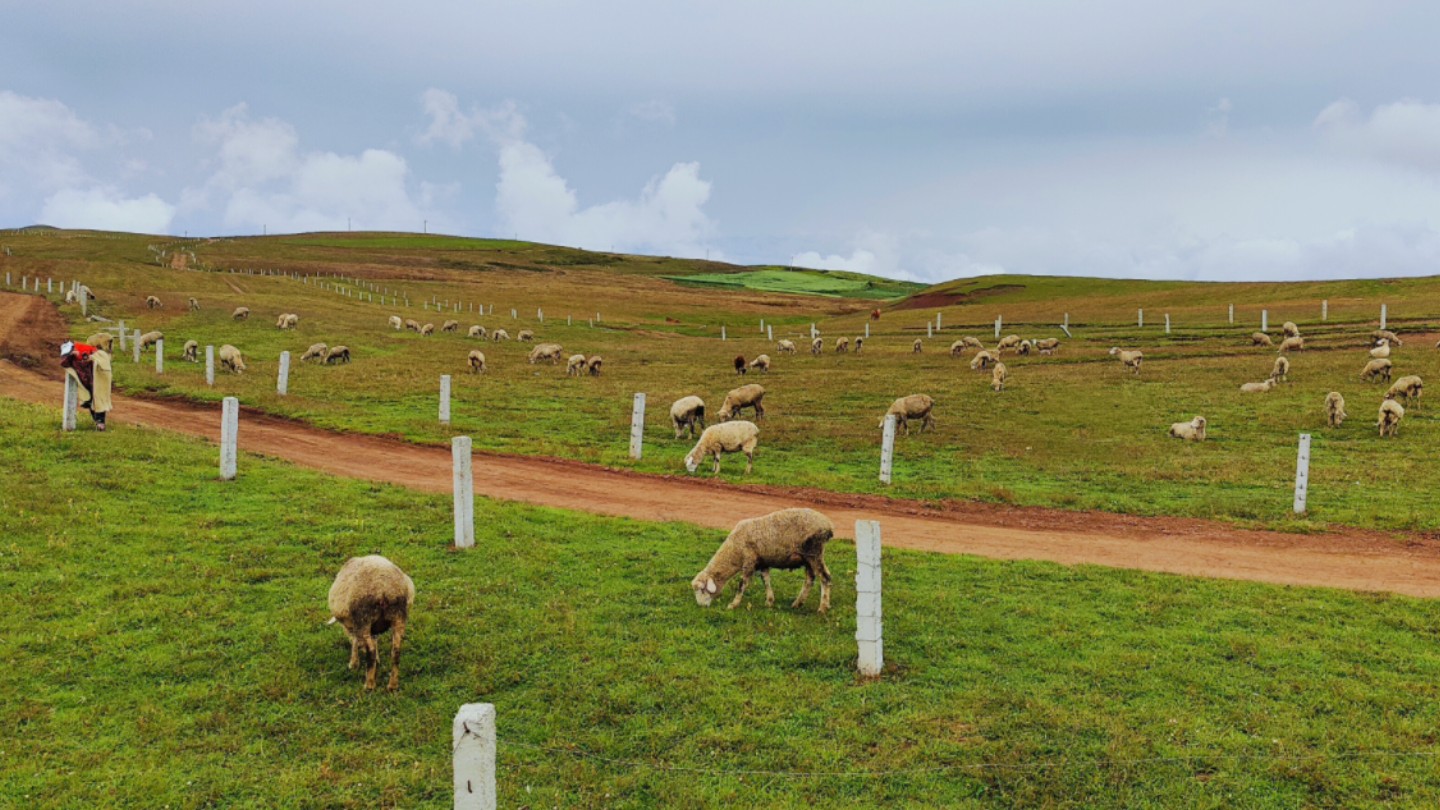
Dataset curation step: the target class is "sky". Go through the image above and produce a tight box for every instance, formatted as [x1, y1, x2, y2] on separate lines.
[5, 1, 1440, 282]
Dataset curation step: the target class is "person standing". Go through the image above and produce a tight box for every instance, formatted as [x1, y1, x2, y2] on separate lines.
[59, 335, 113, 431]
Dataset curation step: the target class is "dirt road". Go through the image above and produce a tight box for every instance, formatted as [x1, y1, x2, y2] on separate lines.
[6, 290, 1440, 597]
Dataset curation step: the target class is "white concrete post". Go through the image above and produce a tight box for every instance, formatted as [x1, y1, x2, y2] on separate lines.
[1060, 324, 1072, 338]
[760, 319, 765, 333]
[629, 392, 646, 460]
[511, 308, 517, 319]
[721, 325, 727, 341]
[855, 520, 883, 677]
[439, 375, 452, 425]
[219, 397, 239, 480]
[1165, 313, 1171, 334]
[1322, 299, 1328, 321]
[205, 345, 215, 385]
[3, 272, 8, 286]
[879, 414, 896, 485]
[1294, 433, 1311, 515]
[768, 325, 774, 341]
[567, 315, 572, 326]
[133, 333, 141, 364]
[79, 285, 87, 316]
[1381, 304, 1388, 330]
[994, 316, 1002, 339]
[1261, 310, 1268, 332]
[1228, 304, 1234, 324]
[453, 703, 497, 810]
[277, 351, 290, 395]
[926, 322, 932, 338]
[47, 277, 52, 293]
[154, 339, 164, 374]
[1064, 312, 1069, 328]
[936, 312, 942, 329]
[537, 307, 543, 323]
[118, 321, 126, 351]
[810, 323, 817, 339]
[63, 373, 78, 431]
[453, 436, 475, 549]
[1138, 308, 1144, 328]
[594, 311, 599, 322]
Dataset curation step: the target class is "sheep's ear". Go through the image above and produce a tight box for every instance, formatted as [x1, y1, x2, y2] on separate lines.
[705, 577, 718, 594]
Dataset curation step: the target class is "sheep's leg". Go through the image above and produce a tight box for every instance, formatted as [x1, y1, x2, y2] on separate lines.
[754, 402, 764, 421]
[924, 413, 935, 432]
[347, 633, 359, 670]
[387, 614, 406, 692]
[743, 438, 757, 474]
[817, 560, 833, 614]
[761, 571, 775, 607]
[712, 453, 722, 475]
[792, 564, 814, 608]
[728, 566, 754, 609]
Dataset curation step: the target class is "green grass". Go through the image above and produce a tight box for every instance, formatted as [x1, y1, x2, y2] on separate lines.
[666, 268, 924, 300]
[6, 400, 1440, 807]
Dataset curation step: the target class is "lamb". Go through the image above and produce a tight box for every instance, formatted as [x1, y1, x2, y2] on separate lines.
[1240, 379, 1277, 393]
[232, 306, 250, 321]
[811, 337, 823, 356]
[404, 319, 421, 332]
[188, 297, 200, 312]
[420, 323, 436, 336]
[586, 356, 603, 376]
[879, 394, 934, 434]
[835, 336, 850, 353]
[996, 334, 1022, 352]
[1385, 375, 1423, 405]
[1379, 399, 1404, 437]
[181, 340, 199, 362]
[717, 383, 765, 421]
[684, 420, 760, 475]
[137, 330, 164, 352]
[1251, 332, 1274, 347]
[912, 338, 923, 354]
[748, 354, 771, 373]
[1283, 321, 1300, 338]
[389, 315, 403, 330]
[528, 343, 564, 364]
[1361, 358, 1393, 382]
[517, 329, 535, 342]
[969, 350, 996, 371]
[734, 355, 748, 375]
[1109, 347, 1144, 374]
[468, 325, 487, 339]
[146, 295, 163, 309]
[300, 342, 328, 363]
[566, 354, 587, 376]
[218, 344, 246, 373]
[1369, 340, 1391, 359]
[1270, 356, 1290, 383]
[326, 555, 414, 691]
[468, 350, 487, 374]
[991, 361, 1008, 392]
[1324, 392, 1347, 427]
[1372, 329, 1403, 347]
[442, 320, 460, 333]
[1035, 338, 1060, 355]
[1168, 415, 1207, 441]
[670, 396, 707, 439]
[690, 508, 833, 613]
[323, 345, 351, 364]
[853, 337, 864, 354]
[491, 329, 510, 341]
[777, 339, 797, 354]
[1277, 336, 1303, 353]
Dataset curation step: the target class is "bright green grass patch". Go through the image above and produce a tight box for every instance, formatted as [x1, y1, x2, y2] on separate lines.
[667, 268, 923, 299]
[4, 400, 1440, 807]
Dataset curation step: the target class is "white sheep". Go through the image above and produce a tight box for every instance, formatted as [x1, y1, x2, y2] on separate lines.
[420, 323, 436, 336]
[717, 384, 766, 421]
[969, 350, 996, 371]
[1324, 392, 1346, 427]
[853, 337, 864, 354]
[1251, 332, 1274, 347]
[1379, 398, 1404, 437]
[491, 328, 510, 341]
[1386, 375, 1423, 405]
[182, 339, 199, 362]
[566, 354, 587, 376]
[991, 361, 1008, 392]
[834, 336, 850, 354]
[912, 338, 923, 354]
[1240, 379, 1277, 393]
[404, 319, 421, 332]
[232, 306, 251, 321]
[777, 339, 797, 354]
[517, 329, 535, 342]
[188, 297, 200, 312]
[748, 354, 771, 373]
[276, 313, 299, 329]
[327, 555, 414, 691]
[528, 343, 564, 364]
[690, 508, 833, 613]
[1168, 415, 1207, 441]
[468, 350, 487, 374]
[145, 295, 163, 309]
[879, 394, 934, 434]
[323, 345, 351, 364]
[670, 395, 706, 439]
[301, 342, 328, 363]
[442, 319, 460, 333]
[996, 334, 1021, 352]
[1369, 340, 1391, 359]
[1277, 336, 1304, 353]
[388, 315, 403, 330]
[1372, 329, 1403, 347]
[1361, 358, 1393, 382]
[684, 420, 760, 475]
[218, 344, 246, 373]
[137, 330, 164, 352]
[1109, 347, 1143, 374]
[468, 325, 487, 339]
[811, 337, 823, 356]
[1270, 356, 1290, 382]
[1035, 338, 1060, 354]
[586, 356, 603, 376]
[1016, 340, 1032, 356]
[1282, 321, 1300, 338]
[949, 340, 969, 358]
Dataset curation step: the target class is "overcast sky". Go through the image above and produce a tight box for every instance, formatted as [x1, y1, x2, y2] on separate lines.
[5, 1, 1440, 282]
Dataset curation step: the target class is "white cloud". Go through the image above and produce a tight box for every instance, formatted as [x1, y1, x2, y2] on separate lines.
[40, 187, 175, 233]
[415, 88, 475, 148]
[790, 231, 915, 279]
[0, 90, 101, 197]
[1205, 97, 1232, 138]
[626, 99, 676, 127]
[1315, 97, 1440, 172]
[195, 103, 300, 190]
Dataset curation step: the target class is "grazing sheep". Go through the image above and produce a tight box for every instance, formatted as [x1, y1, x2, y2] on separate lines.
[949, 340, 969, 358]
[1250, 332, 1274, 347]
[1109, 347, 1144, 375]
[389, 315, 403, 330]
[300, 342, 328, 363]
[912, 338, 923, 354]
[734, 355, 748, 375]
[1361, 358, 1393, 382]
[218, 344, 246, 373]
[1372, 329, 1403, 347]
[1277, 336, 1304, 353]
[326, 555, 414, 692]
[587, 356, 603, 376]
[491, 328, 510, 341]
[527, 343, 564, 364]
[777, 339, 797, 354]
[1369, 340, 1391, 359]
[1240, 379, 1277, 393]
[404, 319, 421, 332]
[323, 345, 351, 365]
[1325, 392, 1347, 427]
[188, 297, 200, 312]
[181, 340, 199, 362]
[853, 337, 864, 354]
[442, 320, 460, 333]
[1169, 415, 1208, 441]
[517, 329, 535, 342]
[835, 336, 850, 354]
[1386, 375, 1423, 405]
[468, 350, 487, 374]
[879, 394, 934, 435]
[566, 354, 587, 376]
[811, 337, 823, 356]
[232, 306, 250, 321]
[749, 354, 771, 373]
[690, 508, 833, 613]
[1270, 356, 1290, 382]
[275, 313, 299, 329]
[670, 395, 707, 439]
[137, 330, 164, 352]
[420, 323, 436, 336]
[991, 361, 1008, 392]
[87, 332, 113, 352]
[1379, 398, 1405, 438]
[1035, 338, 1061, 355]
[1016, 340, 1032, 356]
[684, 420, 760, 475]
[468, 325, 487, 339]
[996, 334, 1022, 353]
[718, 383, 766, 421]
[146, 295, 163, 309]
[969, 350, 996, 371]
[1283, 321, 1300, 338]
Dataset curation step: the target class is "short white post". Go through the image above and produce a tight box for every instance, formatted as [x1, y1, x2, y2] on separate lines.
[863, 322, 868, 339]
[537, 307, 543, 323]
[768, 324, 774, 341]
[154, 339, 164, 374]
[79, 285, 87, 316]
[47, 277, 52, 293]
[511, 308, 517, 319]
[439, 375, 452, 425]
[1381, 304, 1388, 331]
[855, 520, 883, 677]
[1293, 433, 1311, 515]
[926, 322, 932, 338]
[594, 311, 599, 322]
[721, 325, 727, 341]
[1060, 324, 1072, 338]
[118, 321, 126, 350]
[810, 323, 817, 339]
[1228, 304, 1234, 324]
[277, 351, 290, 395]
[63, 373, 79, 431]
[3, 272, 8, 285]
[879, 414, 896, 484]
[935, 312, 942, 329]
[452, 436, 475, 549]
[1261, 310, 1268, 332]
[219, 397, 239, 481]
[629, 392, 646, 460]
[133, 329, 141, 363]
[994, 316, 1002, 339]
[1165, 313, 1171, 334]
[1138, 308, 1144, 328]
[1064, 312, 1069, 328]
[205, 345, 215, 385]
[453, 703, 497, 810]
[1322, 299, 1328, 321]
[567, 315, 572, 326]
[760, 318, 765, 333]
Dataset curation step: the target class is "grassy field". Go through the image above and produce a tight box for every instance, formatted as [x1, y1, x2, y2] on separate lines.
[7, 229, 1440, 533]
[665, 267, 924, 299]
[5, 399, 1440, 807]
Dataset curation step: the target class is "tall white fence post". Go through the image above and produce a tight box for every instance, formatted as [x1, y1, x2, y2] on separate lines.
[769, 324, 775, 341]
[1165, 313, 1171, 334]
[1064, 312, 1069, 328]
[1228, 304, 1234, 324]
[205, 345, 215, 386]
[1261, 310, 1268, 333]
[537, 307, 544, 323]
[453, 436, 475, 549]
[453, 703, 497, 810]
[994, 316, 1002, 339]
[629, 392, 646, 460]
[1138, 308, 1144, 328]
[132, 330, 141, 364]
[879, 414, 896, 484]
[219, 397, 239, 481]
[1293, 433, 1311, 515]
[439, 375, 452, 425]
[62, 374, 78, 431]
[855, 520, 884, 677]
[721, 325, 727, 341]
[154, 339, 164, 374]
[79, 285, 87, 317]
[936, 312, 942, 330]
[926, 322, 932, 338]
[1381, 304, 1388, 331]
[277, 351, 290, 395]
[1322, 299, 1328, 321]
[863, 322, 868, 339]
[118, 321, 126, 351]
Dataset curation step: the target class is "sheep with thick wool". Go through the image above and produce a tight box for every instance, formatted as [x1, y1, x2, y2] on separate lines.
[970, 350, 996, 371]
[388, 315, 403, 330]
[1372, 329, 1403, 347]
[232, 306, 250, 321]
[566, 354, 587, 376]
[718, 383, 766, 421]
[684, 420, 760, 475]
[949, 340, 969, 358]
[1283, 321, 1300, 338]
[1369, 340, 1391, 359]
[1035, 338, 1061, 355]
[468, 350, 486, 374]
[404, 319, 421, 333]
[300, 342, 328, 363]
[1240, 379, 1277, 393]
[188, 297, 200, 312]
[586, 356, 603, 376]
[748, 354, 771, 373]
[491, 328, 510, 341]
[670, 395, 706, 439]
[528, 343, 564, 364]
[690, 508, 834, 613]
[1251, 332, 1274, 347]
[326, 555, 414, 692]
[323, 345, 351, 365]
[834, 336, 850, 353]
[912, 338, 923, 354]
[517, 329, 535, 342]
[811, 337, 823, 356]
[276, 313, 299, 329]
[1270, 356, 1290, 382]
[442, 320, 460, 333]
[1169, 415, 1207, 441]
[1278, 336, 1304, 353]
[146, 295, 163, 309]
[1361, 358, 1393, 382]
[1016, 340, 1033, 356]
[996, 334, 1022, 353]
[880, 394, 934, 435]
[137, 330, 164, 352]
[991, 361, 1008, 392]
[1379, 399, 1404, 437]
[218, 344, 246, 373]
[1386, 375, 1423, 405]
[1325, 392, 1347, 427]
[468, 325, 486, 339]
[420, 323, 436, 336]
[777, 339, 797, 354]
[1109, 347, 1144, 374]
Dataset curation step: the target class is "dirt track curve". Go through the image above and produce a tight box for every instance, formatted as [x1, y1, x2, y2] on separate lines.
[6, 290, 1440, 597]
